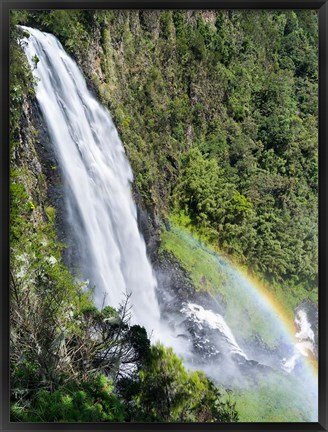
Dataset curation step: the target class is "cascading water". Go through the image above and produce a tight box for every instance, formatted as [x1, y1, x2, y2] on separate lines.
[21, 26, 162, 338]
[282, 308, 317, 373]
[21, 26, 318, 422]
[181, 303, 248, 360]
[158, 226, 318, 420]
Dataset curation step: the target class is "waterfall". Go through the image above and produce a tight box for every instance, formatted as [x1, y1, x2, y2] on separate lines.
[181, 303, 248, 360]
[282, 309, 316, 373]
[21, 26, 161, 337]
[20, 26, 318, 421]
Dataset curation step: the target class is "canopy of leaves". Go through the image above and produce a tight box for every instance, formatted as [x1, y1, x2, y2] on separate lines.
[16, 9, 317, 295]
[9, 8, 318, 423]
[118, 343, 239, 422]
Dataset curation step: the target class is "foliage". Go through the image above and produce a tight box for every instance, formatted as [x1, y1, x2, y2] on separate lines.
[159, 222, 306, 348]
[17, 9, 318, 298]
[9, 8, 318, 423]
[118, 343, 239, 422]
[233, 371, 316, 422]
[9, 12, 36, 152]
[68, 298, 152, 381]
[11, 374, 125, 422]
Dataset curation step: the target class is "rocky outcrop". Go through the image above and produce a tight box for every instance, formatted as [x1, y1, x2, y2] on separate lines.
[134, 191, 161, 264]
[11, 95, 47, 225]
[13, 89, 82, 273]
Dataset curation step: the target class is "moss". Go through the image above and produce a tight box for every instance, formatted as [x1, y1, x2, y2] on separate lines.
[25, 201, 35, 212]
[44, 206, 56, 223]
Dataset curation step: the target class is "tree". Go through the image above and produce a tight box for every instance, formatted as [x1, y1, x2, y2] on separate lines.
[119, 343, 239, 422]
[173, 148, 230, 227]
[11, 374, 126, 422]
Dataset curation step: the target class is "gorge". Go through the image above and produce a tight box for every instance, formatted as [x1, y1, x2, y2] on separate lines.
[19, 25, 318, 422]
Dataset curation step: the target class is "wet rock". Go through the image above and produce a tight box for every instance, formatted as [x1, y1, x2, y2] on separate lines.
[12, 95, 45, 224]
[238, 358, 274, 376]
[135, 202, 160, 263]
[163, 218, 171, 231]
[155, 251, 195, 302]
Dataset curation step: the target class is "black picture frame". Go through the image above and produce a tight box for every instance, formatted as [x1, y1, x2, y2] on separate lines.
[0, 1, 327, 431]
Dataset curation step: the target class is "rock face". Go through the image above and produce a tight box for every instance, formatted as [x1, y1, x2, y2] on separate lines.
[32, 100, 77, 266]
[11, 95, 47, 225]
[134, 193, 161, 264]
[13, 93, 60, 218]
[154, 250, 224, 317]
[152, 249, 273, 383]
[155, 251, 195, 307]
[13, 92, 83, 273]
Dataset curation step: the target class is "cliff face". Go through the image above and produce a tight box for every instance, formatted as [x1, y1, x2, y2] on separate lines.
[12, 90, 76, 260]
[8, 11, 319, 423]
[12, 8, 318, 314]
[11, 95, 46, 225]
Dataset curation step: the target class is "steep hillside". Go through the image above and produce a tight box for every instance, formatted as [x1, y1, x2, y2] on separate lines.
[9, 13, 239, 423]
[9, 9, 318, 423]
[15, 9, 318, 308]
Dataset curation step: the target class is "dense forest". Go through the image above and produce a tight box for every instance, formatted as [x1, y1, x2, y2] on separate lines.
[14, 8, 318, 308]
[9, 9, 318, 422]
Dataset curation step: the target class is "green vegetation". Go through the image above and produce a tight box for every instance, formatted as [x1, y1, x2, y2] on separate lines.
[11, 374, 126, 422]
[10, 8, 318, 423]
[9, 11, 239, 423]
[10, 165, 236, 422]
[160, 223, 227, 298]
[10, 168, 236, 424]
[119, 343, 238, 422]
[160, 223, 284, 349]
[9, 12, 35, 153]
[16, 9, 317, 303]
[234, 372, 316, 422]
[161, 212, 317, 319]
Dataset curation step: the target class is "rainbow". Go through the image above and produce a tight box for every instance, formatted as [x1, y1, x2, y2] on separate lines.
[204, 238, 319, 382]
[174, 223, 318, 379]
[167, 223, 318, 420]
[235, 263, 318, 378]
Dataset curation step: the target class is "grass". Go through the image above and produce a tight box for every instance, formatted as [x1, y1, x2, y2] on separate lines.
[164, 211, 317, 319]
[233, 371, 317, 422]
[159, 216, 318, 349]
[160, 220, 318, 421]
[160, 222, 284, 348]
[159, 223, 228, 300]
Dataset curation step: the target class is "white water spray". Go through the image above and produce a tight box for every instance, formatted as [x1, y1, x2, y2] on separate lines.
[282, 309, 316, 373]
[181, 303, 248, 360]
[21, 26, 162, 338]
[20, 26, 318, 421]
